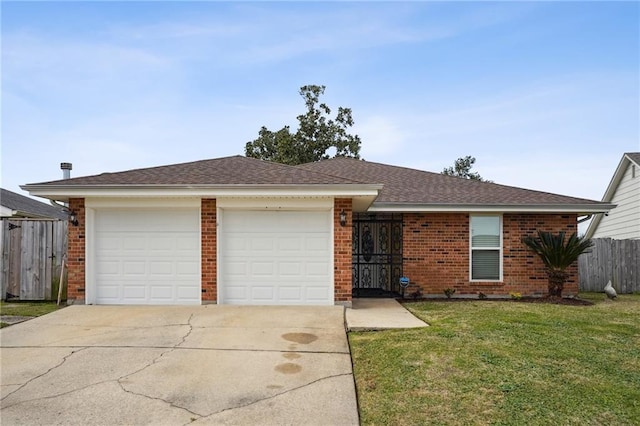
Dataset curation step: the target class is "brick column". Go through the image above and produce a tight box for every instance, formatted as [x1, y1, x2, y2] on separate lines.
[201, 199, 217, 303]
[334, 198, 352, 306]
[67, 198, 85, 304]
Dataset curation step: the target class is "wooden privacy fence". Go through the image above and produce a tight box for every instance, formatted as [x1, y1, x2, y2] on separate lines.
[1, 218, 68, 300]
[578, 238, 640, 294]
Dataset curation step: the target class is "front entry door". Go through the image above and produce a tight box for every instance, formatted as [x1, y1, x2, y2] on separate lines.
[352, 213, 403, 297]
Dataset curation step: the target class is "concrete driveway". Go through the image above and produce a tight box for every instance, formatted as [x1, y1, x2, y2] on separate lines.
[0, 305, 358, 426]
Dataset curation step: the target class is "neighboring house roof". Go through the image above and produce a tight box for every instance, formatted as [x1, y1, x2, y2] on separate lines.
[1, 188, 68, 220]
[585, 152, 640, 239]
[300, 157, 612, 213]
[22, 155, 614, 214]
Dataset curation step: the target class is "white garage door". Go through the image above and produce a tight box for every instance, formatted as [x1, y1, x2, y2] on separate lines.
[94, 208, 200, 305]
[220, 210, 332, 305]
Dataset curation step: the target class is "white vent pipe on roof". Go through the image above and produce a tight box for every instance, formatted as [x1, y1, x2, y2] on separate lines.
[61, 162, 72, 180]
[52, 162, 73, 209]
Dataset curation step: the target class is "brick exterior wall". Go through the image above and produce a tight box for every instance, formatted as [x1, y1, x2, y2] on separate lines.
[201, 199, 217, 302]
[67, 198, 86, 303]
[402, 213, 579, 297]
[64, 195, 577, 304]
[334, 198, 353, 304]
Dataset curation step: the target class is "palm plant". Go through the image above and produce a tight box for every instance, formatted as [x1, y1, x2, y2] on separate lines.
[522, 231, 593, 297]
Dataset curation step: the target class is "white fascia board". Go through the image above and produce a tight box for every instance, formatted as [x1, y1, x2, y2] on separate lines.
[584, 213, 603, 239]
[21, 184, 382, 202]
[600, 155, 630, 202]
[368, 203, 616, 214]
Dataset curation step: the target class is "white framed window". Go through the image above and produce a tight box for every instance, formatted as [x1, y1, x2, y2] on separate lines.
[470, 215, 502, 281]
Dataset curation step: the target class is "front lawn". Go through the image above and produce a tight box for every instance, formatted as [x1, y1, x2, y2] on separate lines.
[0, 301, 63, 328]
[349, 293, 640, 425]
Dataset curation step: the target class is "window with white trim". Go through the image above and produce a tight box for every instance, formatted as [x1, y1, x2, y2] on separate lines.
[470, 215, 502, 281]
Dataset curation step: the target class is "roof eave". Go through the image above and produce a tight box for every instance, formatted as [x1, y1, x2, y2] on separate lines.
[4, 209, 61, 220]
[20, 183, 383, 203]
[368, 203, 616, 214]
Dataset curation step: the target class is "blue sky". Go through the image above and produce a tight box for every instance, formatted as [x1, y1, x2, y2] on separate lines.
[2, 1, 639, 207]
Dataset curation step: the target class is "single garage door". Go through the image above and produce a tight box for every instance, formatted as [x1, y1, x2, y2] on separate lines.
[94, 208, 200, 305]
[220, 210, 332, 305]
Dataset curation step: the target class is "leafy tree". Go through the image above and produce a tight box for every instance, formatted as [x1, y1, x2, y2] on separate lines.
[442, 156, 491, 182]
[522, 231, 593, 297]
[245, 85, 361, 165]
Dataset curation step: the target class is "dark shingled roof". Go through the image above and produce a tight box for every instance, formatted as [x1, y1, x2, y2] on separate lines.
[1, 188, 67, 219]
[626, 152, 640, 165]
[24, 155, 608, 208]
[28, 156, 363, 186]
[298, 157, 604, 206]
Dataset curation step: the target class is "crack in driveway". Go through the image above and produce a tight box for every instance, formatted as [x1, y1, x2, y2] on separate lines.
[1, 316, 197, 414]
[195, 372, 354, 423]
[0, 347, 88, 403]
[116, 313, 202, 418]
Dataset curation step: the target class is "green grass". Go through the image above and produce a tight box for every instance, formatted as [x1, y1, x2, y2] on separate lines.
[349, 293, 640, 426]
[0, 301, 63, 328]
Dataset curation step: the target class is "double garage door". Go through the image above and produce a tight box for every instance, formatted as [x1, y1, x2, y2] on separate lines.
[92, 206, 332, 305]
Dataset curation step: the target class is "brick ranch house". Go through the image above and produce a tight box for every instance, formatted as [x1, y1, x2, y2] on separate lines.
[22, 156, 614, 306]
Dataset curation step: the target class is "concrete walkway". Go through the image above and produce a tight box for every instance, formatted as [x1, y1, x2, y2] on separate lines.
[345, 298, 429, 331]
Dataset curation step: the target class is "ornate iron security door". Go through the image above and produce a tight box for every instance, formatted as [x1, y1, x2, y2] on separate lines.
[352, 213, 403, 297]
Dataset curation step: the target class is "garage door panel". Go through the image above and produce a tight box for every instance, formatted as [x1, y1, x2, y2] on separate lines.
[96, 284, 119, 299]
[220, 210, 332, 305]
[306, 236, 330, 251]
[225, 236, 248, 252]
[278, 237, 302, 251]
[122, 235, 147, 251]
[279, 286, 302, 301]
[148, 237, 173, 251]
[177, 289, 200, 298]
[251, 262, 275, 276]
[226, 261, 248, 277]
[280, 262, 301, 276]
[251, 286, 275, 301]
[123, 285, 146, 299]
[225, 285, 248, 302]
[307, 261, 330, 277]
[94, 208, 200, 305]
[97, 260, 120, 275]
[176, 261, 199, 276]
[149, 262, 172, 275]
[97, 236, 120, 251]
[306, 286, 331, 301]
[124, 262, 146, 275]
[150, 286, 173, 300]
[177, 237, 199, 251]
[251, 237, 275, 251]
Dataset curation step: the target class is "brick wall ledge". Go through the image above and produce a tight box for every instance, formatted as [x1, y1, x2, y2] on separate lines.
[468, 282, 506, 286]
